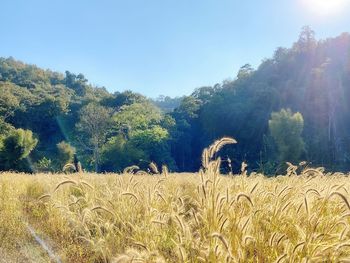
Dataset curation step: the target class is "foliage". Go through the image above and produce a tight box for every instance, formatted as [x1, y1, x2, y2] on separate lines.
[170, 29, 350, 172]
[76, 103, 112, 172]
[56, 141, 76, 170]
[1, 28, 350, 172]
[0, 128, 38, 171]
[0, 83, 21, 120]
[100, 135, 146, 172]
[35, 157, 53, 172]
[269, 109, 305, 163]
[100, 101, 175, 171]
[113, 101, 162, 132]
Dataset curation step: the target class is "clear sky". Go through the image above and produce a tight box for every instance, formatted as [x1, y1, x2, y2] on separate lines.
[1, 0, 350, 97]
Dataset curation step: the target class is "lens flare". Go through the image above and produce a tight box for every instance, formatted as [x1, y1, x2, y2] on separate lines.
[301, 0, 350, 16]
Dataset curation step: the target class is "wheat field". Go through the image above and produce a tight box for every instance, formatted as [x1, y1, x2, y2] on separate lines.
[1, 139, 350, 262]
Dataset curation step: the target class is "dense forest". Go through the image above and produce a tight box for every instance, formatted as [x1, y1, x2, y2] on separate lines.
[1, 27, 350, 174]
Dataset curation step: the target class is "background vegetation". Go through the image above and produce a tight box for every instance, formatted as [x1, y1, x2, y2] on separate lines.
[1, 139, 350, 262]
[1, 27, 350, 173]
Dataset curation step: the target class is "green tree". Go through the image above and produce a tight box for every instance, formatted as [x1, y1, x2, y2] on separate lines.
[101, 135, 146, 172]
[99, 100, 176, 172]
[35, 157, 53, 172]
[0, 128, 38, 171]
[56, 141, 76, 170]
[0, 118, 14, 137]
[237, 64, 254, 79]
[130, 126, 174, 167]
[0, 84, 20, 121]
[76, 103, 111, 172]
[170, 96, 202, 171]
[295, 26, 316, 53]
[269, 109, 305, 163]
[113, 101, 162, 134]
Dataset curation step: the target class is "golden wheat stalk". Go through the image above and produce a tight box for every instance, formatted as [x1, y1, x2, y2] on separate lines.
[201, 137, 237, 170]
[123, 165, 140, 174]
[275, 253, 287, 263]
[149, 162, 160, 174]
[38, 194, 51, 201]
[236, 193, 254, 206]
[208, 137, 237, 159]
[91, 206, 115, 217]
[161, 165, 169, 177]
[54, 180, 78, 192]
[63, 163, 76, 172]
[121, 192, 139, 201]
[329, 192, 350, 210]
[211, 232, 231, 257]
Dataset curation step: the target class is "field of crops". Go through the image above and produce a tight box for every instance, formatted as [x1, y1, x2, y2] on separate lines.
[1, 139, 350, 262]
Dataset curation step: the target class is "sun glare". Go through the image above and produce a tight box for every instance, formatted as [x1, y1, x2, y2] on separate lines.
[301, 0, 350, 16]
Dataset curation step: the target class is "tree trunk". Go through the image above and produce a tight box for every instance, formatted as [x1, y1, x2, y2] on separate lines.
[94, 144, 99, 173]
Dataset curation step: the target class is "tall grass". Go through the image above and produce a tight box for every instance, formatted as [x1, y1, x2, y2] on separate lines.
[1, 138, 350, 262]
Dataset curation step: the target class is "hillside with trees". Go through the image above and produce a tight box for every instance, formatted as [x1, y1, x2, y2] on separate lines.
[1, 27, 350, 173]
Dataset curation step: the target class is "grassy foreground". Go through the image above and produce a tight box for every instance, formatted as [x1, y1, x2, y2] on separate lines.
[1, 169, 350, 262]
[1, 138, 350, 263]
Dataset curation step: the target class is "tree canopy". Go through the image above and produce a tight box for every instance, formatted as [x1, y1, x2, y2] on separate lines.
[269, 109, 305, 163]
[1, 28, 350, 173]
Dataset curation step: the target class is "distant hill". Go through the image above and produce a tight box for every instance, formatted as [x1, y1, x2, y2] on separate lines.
[1, 27, 350, 173]
[170, 27, 350, 171]
[0, 57, 174, 172]
[152, 95, 184, 112]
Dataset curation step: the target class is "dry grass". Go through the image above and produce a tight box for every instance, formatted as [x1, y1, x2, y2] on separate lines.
[1, 138, 350, 262]
[1, 171, 350, 262]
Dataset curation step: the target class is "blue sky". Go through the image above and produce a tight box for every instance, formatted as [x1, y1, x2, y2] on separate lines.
[1, 0, 350, 97]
